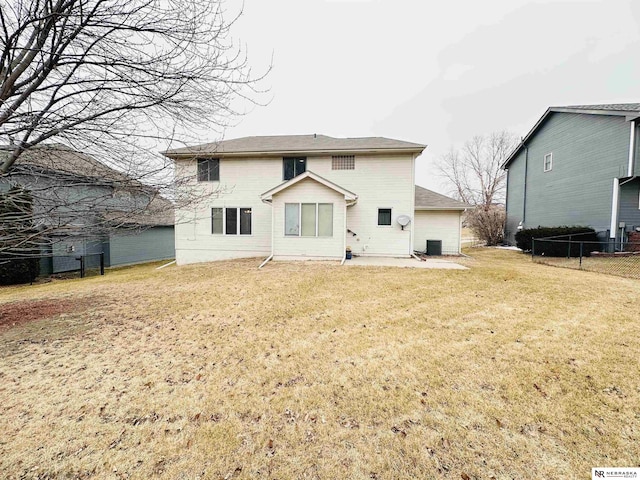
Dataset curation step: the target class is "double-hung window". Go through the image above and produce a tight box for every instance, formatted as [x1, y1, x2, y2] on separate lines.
[211, 207, 252, 235]
[285, 203, 333, 237]
[197, 158, 220, 181]
[543, 153, 553, 172]
[283, 157, 306, 181]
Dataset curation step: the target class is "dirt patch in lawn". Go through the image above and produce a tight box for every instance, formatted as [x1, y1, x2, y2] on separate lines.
[0, 298, 93, 331]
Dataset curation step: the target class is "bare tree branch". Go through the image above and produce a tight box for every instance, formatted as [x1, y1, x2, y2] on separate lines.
[0, 0, 269, 255]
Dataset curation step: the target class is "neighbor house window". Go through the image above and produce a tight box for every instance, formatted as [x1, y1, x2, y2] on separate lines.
[378, 208, 392, 226]
[285, 203, 333, 237]
[211, 207, 251, 235]
[543, 153, 553, 172]
[197, 158, 220, 181]
[283, 157, 306, 180]
[332, 155, 355, 170]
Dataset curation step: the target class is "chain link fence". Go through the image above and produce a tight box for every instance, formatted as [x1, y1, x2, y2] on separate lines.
[532, 234, 640, 279]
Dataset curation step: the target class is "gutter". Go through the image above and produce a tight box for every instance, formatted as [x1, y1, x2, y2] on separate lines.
[163, 147, 426, 159]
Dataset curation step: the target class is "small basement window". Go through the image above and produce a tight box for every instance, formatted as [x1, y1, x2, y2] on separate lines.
[378, 208, 392, 226]
[543, 153, 553, 172]
[332, 155, 355, 170]
[197, 158, 220, 181]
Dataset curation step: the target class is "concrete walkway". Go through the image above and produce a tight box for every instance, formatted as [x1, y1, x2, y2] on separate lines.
[343, 256, 468, 270]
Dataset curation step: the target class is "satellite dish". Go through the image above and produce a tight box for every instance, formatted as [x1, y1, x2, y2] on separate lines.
[396, 215, 411, 230]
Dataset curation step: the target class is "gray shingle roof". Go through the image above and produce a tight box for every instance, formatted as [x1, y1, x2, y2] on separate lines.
[414, 185, 471, 210]
[560, 103, 640, 112]
[164, 134, 426, 156]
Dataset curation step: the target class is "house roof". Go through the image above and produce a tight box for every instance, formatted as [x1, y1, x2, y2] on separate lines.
[414, 185, 471, 210]
[1, 144, 133, 183]
[502, 103, 640, 169]
[0, 144, 174, 227]
[260, 171, 358, 202]
[163, 134, 426, 158]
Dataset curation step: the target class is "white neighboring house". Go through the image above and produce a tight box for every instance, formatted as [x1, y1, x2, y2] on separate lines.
[163, 135, 468, 265]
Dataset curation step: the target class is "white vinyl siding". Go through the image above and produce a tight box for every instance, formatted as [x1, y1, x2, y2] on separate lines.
[272, 178, 344, 259]
[174, 152, 416, 264]
[413, 210, 463, 255]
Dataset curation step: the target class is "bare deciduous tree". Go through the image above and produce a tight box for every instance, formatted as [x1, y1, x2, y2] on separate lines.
[438, 131, 519, 245]
[438, 131, 518, 207]
[0, 0, 266, 256]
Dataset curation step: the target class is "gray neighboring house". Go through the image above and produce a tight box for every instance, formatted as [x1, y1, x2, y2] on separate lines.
[503, 103, 640, 244]
[0, 144, 175, 274]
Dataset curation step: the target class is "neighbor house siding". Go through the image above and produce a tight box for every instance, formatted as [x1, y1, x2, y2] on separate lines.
[505, 150, 526, 244]
[271, 178, 345, 260]
[413, 210, 462, 254]
[506, 112, 630, 239]
[109, 226, 175, 266]
[619, 179, 640, 231]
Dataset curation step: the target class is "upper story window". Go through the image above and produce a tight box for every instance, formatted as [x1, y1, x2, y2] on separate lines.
[332, 155, 355, 170]
[197, 158, 220, 181]
[543, 153, 553, 172]
[283, 157, 306, 181]
[378, 208, 392, 226]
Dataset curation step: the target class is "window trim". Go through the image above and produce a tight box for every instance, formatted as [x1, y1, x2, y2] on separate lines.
[211, 207, 252, 235]
[377, 208, 392, 227]
[284, 202, 333, 237]
[543, 152, 553, 172]
[197, 158, 220, 182]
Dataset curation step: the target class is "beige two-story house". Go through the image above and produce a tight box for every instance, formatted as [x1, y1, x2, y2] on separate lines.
[163, 135, 467, 265]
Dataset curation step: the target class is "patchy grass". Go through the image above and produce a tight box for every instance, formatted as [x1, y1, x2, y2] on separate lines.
[0, 249, 638, 479]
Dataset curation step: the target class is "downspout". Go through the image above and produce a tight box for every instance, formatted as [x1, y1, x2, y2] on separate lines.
[258, 198, 273, 269]
[628, 120, 636, 177]
[341, 198, 347, 265]
[409, 153, 416, 256]
[522, 145, 529, 224]
[609, 178, 619, 239]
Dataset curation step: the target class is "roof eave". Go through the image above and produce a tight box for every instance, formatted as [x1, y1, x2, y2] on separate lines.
[163, 146, 426, 159]
[503, 106, 640, 169]
[415, 206, 469, 211]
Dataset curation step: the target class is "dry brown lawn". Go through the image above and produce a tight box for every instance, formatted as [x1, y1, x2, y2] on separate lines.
[0, 249, 638, 479]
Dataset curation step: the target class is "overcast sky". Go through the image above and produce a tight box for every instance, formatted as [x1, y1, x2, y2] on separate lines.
[217, 0, 639, 194]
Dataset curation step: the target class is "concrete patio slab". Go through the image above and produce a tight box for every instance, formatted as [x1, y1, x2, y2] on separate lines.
[343, 256, 468, 270]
